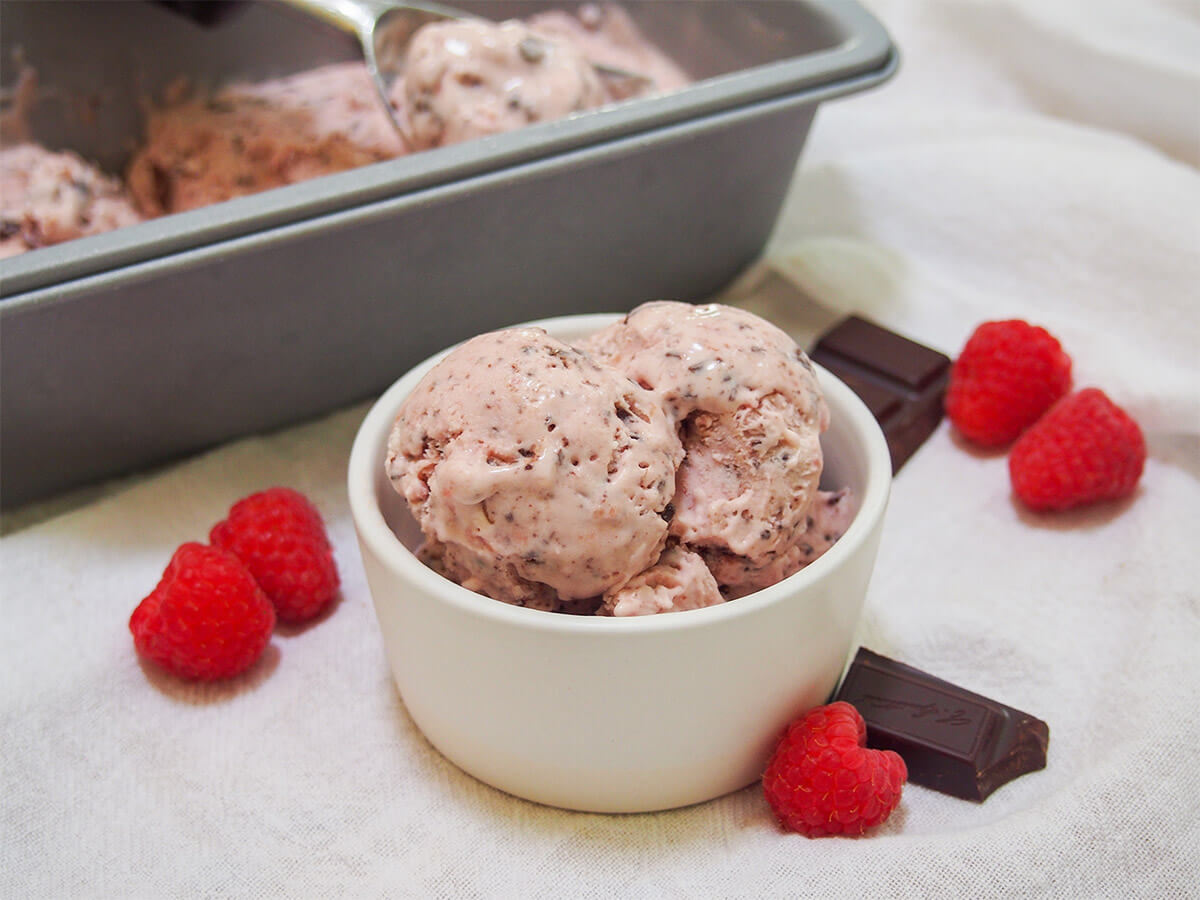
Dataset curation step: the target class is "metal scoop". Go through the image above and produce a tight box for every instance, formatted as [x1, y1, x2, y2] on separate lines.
[284, 0, 653, 145]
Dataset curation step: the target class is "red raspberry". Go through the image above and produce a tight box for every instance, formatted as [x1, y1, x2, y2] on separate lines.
[763, 701, 906, 838]
[130, 542, 275, 680]
[946, 320, 1072, 447]
[1009, 388, 1146, 511]
[210, 487, 339, 623]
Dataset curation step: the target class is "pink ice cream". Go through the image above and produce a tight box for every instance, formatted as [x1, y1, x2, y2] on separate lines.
[125, 4, 688, 213]
[128, 4, 687, 213]
[385, 302, 854, 616]
[3, 4, 688, 255]
[399, 18, 606, 151]
[599, 543, 723, 617]
[126, 63, 403, 216]
[581, 301, 831, 596]
[399, 5, 690, 150]
[706, 488, 854, 599]
[527, 4, 692, 101]
[0, 143, 143, 258]
[385, 327, 683, 610]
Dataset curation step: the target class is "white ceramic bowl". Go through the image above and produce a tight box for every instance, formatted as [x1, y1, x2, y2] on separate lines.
[348, 313, 891, 813]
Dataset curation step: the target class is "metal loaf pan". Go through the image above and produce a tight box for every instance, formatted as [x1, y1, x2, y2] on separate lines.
[0, 0, 896, 508]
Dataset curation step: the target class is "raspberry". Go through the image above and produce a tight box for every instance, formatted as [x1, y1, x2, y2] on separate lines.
[210, 487, 339, 623]
[762, 701, 906, 838]
[130, 542, 275, 680]
[1009, 388, 1146, 511]
[946, 320, 1072, 447]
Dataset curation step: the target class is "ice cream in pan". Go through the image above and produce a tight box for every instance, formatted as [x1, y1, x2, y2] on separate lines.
[386, 302, 855, 616]
[286, 0, 681, 146]
[1, 3, 688, 251]
[0, 142, 144, 259]
[400, 16, 609, 150]
[126, 62, 406, 216]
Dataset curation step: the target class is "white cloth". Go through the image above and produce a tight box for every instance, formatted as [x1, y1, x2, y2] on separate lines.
[3, 1, 1199, 896]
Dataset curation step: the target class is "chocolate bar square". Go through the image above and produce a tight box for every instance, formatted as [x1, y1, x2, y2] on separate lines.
[835, 648, 1050, 802]
[809, 316, 951, 472]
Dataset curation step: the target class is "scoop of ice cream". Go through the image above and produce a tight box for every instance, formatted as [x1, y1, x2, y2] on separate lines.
[704, 489, 855, 599]
[581, 301, 831, 592]
[398, 18, 606, 150]
[1, 143, 143, 258]
[598, 543, 724, 617]
[386, 327, 683, 607]
[527, 3, 692, 102]
[416, 537, 562, 611]
[126, 63, 404, 216]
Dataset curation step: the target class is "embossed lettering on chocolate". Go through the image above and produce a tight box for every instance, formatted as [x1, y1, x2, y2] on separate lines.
[834, 647, 1049, 802]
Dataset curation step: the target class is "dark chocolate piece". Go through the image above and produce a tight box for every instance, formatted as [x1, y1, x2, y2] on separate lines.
[834, 648, 1049, 802]
[809, 316, 950, 473]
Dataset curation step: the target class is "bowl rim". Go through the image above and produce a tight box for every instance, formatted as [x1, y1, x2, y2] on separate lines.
[347, 311, 891, 635]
